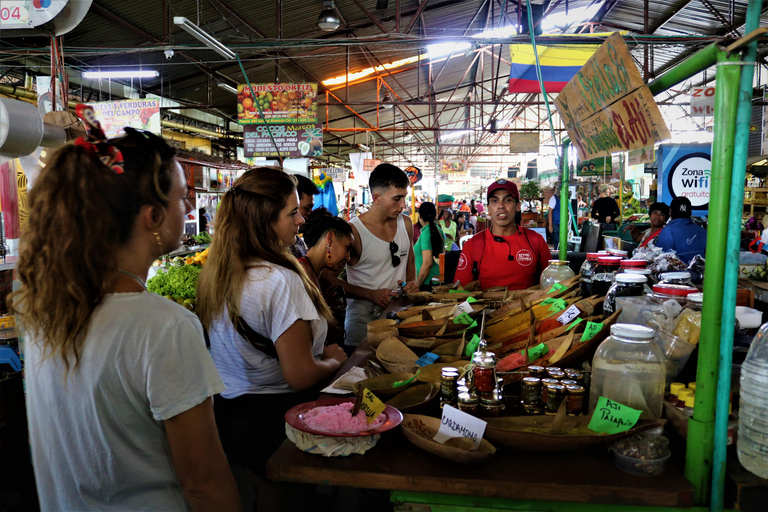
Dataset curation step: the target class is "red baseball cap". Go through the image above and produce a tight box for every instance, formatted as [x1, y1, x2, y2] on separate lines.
[487, 179, 519, 202]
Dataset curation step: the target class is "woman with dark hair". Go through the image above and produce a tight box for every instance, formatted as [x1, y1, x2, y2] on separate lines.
[439, 208, 457, 251]
[13, 106, 239, 510]
[196, 168, 347, 503]
[414, 202, 445, 290]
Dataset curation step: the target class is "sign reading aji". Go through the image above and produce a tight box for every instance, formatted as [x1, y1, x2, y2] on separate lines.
[554, 33, 670, 161]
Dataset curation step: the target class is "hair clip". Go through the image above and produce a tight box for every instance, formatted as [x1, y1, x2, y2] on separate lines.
[74, 104, 125, 174]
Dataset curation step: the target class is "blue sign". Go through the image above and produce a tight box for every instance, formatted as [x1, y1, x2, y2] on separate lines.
[659, 144, 712, 217]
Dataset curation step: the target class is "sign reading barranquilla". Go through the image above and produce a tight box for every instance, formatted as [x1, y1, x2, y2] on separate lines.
[554, 33, 670, 162]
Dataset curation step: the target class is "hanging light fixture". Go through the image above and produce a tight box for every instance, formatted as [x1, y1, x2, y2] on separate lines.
[317, 1, 341, 32]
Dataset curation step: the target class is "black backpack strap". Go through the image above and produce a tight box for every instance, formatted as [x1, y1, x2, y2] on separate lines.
[232, 315, 280, 360]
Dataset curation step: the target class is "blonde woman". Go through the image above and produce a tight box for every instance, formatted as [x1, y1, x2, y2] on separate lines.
[12, 113, 239, 511]
[196, 168, 347, 483]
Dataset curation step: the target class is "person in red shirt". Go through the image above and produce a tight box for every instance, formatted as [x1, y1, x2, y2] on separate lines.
[453, 179, 551, 290]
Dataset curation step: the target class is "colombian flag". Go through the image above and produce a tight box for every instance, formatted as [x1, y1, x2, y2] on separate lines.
[508, 43, 600, 94]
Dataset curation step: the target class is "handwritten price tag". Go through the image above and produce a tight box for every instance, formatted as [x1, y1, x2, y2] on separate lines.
[360, 388, 387, 424]
[467, 296, 478, 303]
[547, 298, 568, 313]
[527, 343, 548, 361]
[433, 405, 487, 449]
[580, 321, 604, 342]
[454, 312, 474, 325]
[587, 396, 641, 434]
[548, 282, 567, 294]
[456, 300, 475, 315]
[415, 352, 440, 367]
[465, 334, 481, 356]
[557, 304, 580, 324]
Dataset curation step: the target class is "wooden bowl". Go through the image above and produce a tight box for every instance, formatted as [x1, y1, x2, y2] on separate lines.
[400, 414, 496, 464]
[385, 382, 440, 412]
[484, 416, 665, 452]
[352, 372, 416, 398]
[368, 328, 399, 348]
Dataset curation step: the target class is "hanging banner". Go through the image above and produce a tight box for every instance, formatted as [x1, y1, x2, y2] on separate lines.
[659, 143, 711, 216]
[243, 124, 323, 157]
[237, 83, 317, 125]
[320, 167, 347, 182]
[554, 32, 670, 162]
[576, 157, 613, 176]
[689, 86, 716, 116]
[440, 160, 467, 174]
[509, 132, 540, 153]
[628, 145, 655, 166]
[91, 100, 161, 138]
[363, 158, 381, 172]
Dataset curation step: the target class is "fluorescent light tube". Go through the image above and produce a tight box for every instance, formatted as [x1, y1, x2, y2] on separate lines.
[217, 83, 238, 94]
[174, 16, 236, 61]
[82, 70, 159, 79]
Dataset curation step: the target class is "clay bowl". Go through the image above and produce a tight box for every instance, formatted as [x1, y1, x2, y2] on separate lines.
[400, 414, 496, 464]
[385, 382, 440, 413]
[352, 372, 417, 399]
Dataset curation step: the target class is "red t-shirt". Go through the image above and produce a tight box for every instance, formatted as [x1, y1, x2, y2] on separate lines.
[453, 228, 551, 290]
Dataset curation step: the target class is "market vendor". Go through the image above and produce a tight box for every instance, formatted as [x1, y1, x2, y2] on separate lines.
[453, 179, 551, 289]
[655, 196, 707, 263]
[345, 163, 418, 348]
[591, 184, 621, 228]
[438, 208, 458, 251]
[630, 201, 669, 248]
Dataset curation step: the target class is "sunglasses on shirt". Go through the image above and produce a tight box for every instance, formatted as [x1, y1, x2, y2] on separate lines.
[390, 241, 401, 268]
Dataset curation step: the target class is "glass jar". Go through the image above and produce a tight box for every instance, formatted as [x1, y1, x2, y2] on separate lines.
[686, 292, 703, 311]
[457, 391, 479, 415]
[592, 256, 623, 297]
[545, 384, 567, 414]
[608, 249, 629, 259]
[440, 367, 460, 402]
[589, 323, 666, 420]
[566, 385, 585, 415]
[480, 389, 505, 417]
[652, 283, 698, 304]
[522, 377, 542, 406]
[541, 260, 576, 291]
[580, 253, 601, 297]
[619, 259, 647, 272]
[624, 268, 656, 291]
[472, 355, 497, 393]
[659, 271, 694, 288]
[604, 274, 647, 315]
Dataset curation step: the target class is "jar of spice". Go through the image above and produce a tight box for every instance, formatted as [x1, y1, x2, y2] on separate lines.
[686, 292, 703, 312]
[603, 274, 647, 315]
[658, 271, 694, 288]
[480, 389, 505, 417]
[566, 385, 585, 415]
[528, 365, 546, 378]
[652, 283, 698, 304]
[440, 367, 460, 402]
[522, 377, 542, 406]
[540, 378, 559, 406]
[619, 259, 647, 272]
[540, 260, 576, 291]
[580, 253, 601, 297]
[545, 384, 567, 414]
[593, 256, 623, 298]
[668, 382, 686, 403]
[472, 355, 497, 393]
[624, 268, 655, 291]
[457, 392, 479, 415]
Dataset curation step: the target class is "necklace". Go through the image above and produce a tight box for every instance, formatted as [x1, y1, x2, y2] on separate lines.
[117, 270, 146, 290]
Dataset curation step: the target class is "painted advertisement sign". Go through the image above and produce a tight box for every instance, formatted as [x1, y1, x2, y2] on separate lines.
[509, 132, 539, 153]
[659, 144, 712, 215]
[689, 86, 715, 116]
[440, 160, 467, 174]
[91, 99, 161, 138]
[576, 157, 613, 176]
[237, 83, 318, 125]
[243, 123, 323, 157]
[554, 32, 670, 162]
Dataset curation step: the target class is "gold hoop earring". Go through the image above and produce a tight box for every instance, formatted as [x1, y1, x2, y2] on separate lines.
[153, 232, 162, 249]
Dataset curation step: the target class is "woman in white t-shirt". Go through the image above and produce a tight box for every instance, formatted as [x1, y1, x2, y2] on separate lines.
[12, 109, 240, 511]
[196, 168, 347, 497]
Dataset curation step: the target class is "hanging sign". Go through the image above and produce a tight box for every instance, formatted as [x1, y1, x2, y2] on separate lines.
[90, 100, 161, 138]
[689, 86, 715, 116]
[658, 143, 711, 215]
[576, 157, 612, 176]
[404, 165, 423, 184]
[440, 159, 467, 174]
[363, 158, 381, 172]
[237, 83, 318, 125]
[243, 124, 323, 157]
[554, 33, 670, 162]
[321, 167, 346, 182]
[628, 145, 655, 166]
[509, 132, 539, 153]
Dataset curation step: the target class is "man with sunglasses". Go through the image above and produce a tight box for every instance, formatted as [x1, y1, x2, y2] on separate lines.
[454, 179, 551, 290]
[343, 163, 418, 349]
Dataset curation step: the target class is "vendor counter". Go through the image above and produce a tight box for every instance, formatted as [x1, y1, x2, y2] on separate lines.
[267, 335, 696, 510]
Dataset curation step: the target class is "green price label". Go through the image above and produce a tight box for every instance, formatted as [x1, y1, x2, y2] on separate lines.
[467, 296, 478, 303]
[587, 396, 641, 434]
[580, 321, 603, 342]
[454, 312, 474, 325]
[527, 343, 548, 361]
[566, 317, 585, 331]
[465, 334, 481, 356]
[548, 282, 567, 294]
[547, 298, 568, 313]
[541, 298, 556, 305]
[449, 289, 469, 294]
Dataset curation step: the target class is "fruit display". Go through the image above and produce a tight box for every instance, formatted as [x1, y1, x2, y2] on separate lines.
[147, 247, 210, 309]
[742, 261, 768, 281]
[237, 83, 318, 124]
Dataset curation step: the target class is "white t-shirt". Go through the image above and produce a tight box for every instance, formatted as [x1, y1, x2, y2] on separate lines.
[25, 292, 224, 512]
[209, 263, 327, 397]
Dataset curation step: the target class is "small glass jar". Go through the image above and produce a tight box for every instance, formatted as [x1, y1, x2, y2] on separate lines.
[540, 378, 559, 405]
[604, 274, 647, 315]
[457, 391, 479, 415]
[683, 394, 695, 417]
[472, 355, 497, 393]
[676, 388, 693, 408]
[440, 367, 460, 401]
[545, 384, 567, 414]
[589, 323, 666, 420]
[528, 365, 546, 378]
[686, 292, 703, 312]
[624, 268, 656, 291]
[652, 283, 698, 304]
[619, 259, 647, 272]
[580, 253, 601, 297]
[480, 390, 505, 417]
[560, 379, 578, 387]
[541, 260, 576, 291]
[522, 377, 542, 406]
[608, 249, 629, 259]
[668, 382, 686, 403]
[593, 256, 623, 297]
[659, 271, 695, 288]
[688, 381, 696, 391]
[566, 385, 585, 415]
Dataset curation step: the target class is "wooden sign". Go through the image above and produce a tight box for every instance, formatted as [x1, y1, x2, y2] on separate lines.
[509, 132, 539, 153]
[555, 32, 670, 161]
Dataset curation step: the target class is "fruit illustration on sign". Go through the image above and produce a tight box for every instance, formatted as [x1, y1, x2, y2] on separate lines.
[298, 141, 311, 156]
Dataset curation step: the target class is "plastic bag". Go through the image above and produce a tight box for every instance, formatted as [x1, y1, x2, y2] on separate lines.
[644, 299, 683, 333]
[672, 308, 702, 345]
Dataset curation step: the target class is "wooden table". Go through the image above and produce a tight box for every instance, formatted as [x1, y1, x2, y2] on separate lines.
[267, 336, 695, 509]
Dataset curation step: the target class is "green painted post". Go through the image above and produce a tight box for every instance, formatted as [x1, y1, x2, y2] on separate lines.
[712, 1, 764, 509]
[559, 140, 570, 260]
[684, 50, 741, 505]
[648, 44, 722, 96]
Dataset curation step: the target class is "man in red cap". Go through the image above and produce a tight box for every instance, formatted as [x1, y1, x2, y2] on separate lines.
[453, 179, 551, 289]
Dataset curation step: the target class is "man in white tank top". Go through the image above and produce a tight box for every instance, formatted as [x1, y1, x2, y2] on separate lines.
[343, 164, 418, 348]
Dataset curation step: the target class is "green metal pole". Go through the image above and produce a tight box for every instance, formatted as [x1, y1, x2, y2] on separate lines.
[559, 140, 570, 260]
[685, 49, 741, 505]
[648, 44, 722, 96]
[712, 1, 763, 509]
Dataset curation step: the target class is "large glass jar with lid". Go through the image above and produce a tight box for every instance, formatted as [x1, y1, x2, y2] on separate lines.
[592, 256, 623, 298]
[658, 271, 694, 288]
[589, 324, 666, 419]
[540, 260, 576, 290]
[580, 253, 601, 297]
[603, 274, 648, 315]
